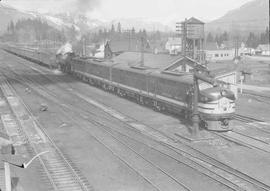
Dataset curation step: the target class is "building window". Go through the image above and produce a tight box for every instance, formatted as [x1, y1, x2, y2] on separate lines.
[221, 54, 223, 57]
[215, 54, 219, 57]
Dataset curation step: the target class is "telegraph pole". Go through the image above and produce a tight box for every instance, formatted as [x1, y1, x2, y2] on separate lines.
[235, 36, 239, 58]
[182, 19, 187, 57]
[192, 70, 200, 136]
[128, 30, 131, 51]
[140, 37, 144, 66]
[82, 37, 86, 57]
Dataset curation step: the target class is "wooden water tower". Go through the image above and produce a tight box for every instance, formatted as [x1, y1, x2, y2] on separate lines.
[177, 17, 205, 62]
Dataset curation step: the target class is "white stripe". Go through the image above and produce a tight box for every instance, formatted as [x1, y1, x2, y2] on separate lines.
[199, 108, 235, 114]
[199, 103, 235, 109]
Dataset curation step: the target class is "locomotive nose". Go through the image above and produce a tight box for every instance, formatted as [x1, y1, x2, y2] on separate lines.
[220, 89, 235, 100]
[220, 90, 227, 97]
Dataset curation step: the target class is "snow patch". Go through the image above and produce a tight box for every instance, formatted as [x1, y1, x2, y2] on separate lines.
[44, 15, 65, 26]
[53, 70, 63, 75]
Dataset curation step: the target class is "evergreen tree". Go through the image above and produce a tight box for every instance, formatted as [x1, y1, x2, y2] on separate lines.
[10, 21, 15, 34]
[263, 27, 269, 44]
[246, 32, 258, 48]
[206, 32, 214, 42]
[117, 22, 121, 34]
[111, 24, 115, 34]
[265, 27, 270, 43]
[155, 30, 161, 40]
[142, 29, 147, 38]
[221, 31, 229, 41]
[131, 27, 135, 36]
[215, 34, 221, 45]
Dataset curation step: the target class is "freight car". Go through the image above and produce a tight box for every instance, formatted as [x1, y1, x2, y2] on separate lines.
[3, 46, 236, 131]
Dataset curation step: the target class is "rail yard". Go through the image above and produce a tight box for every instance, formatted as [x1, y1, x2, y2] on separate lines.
[0, 0, 270, 190]
[0, 43, 270, 191]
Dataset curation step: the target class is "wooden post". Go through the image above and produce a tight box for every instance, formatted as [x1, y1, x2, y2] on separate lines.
[4, 162, 11, 191]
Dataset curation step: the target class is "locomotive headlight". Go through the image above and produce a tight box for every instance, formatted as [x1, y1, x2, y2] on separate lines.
[201, 96, 209, 102]
[220, 90, 227, 97]
[218, 98, 230, 111]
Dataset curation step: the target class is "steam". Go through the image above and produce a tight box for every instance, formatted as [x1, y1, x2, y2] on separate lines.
[73, 0, 100, 13]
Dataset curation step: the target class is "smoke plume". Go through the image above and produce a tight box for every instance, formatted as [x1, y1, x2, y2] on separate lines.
[73, 0, 100, 13]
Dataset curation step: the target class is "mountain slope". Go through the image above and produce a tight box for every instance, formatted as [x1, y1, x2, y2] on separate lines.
[206, 0, 268, 33]
[0, 4, 34, 34]
[0, 3, 170, 36]
[0, 4, 84, 35]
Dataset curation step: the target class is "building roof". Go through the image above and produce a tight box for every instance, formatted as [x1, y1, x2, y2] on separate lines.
[205, 42, 219, 50]
[207, 61, 237, 77]
[112, 52, 208, 77]
[112, 52, 195, 84]
[220, 40, 234, 49]
[256, 44, 270, 51]
[186, 17, 204, 25]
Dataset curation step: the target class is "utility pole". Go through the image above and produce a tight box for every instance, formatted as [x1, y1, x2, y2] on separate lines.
[128, 30, 131, 51]
[234, 36, 239, 58]
[140, 37, 144, 66]
[182, 19, 187, 57]
[82, 37, 86, 57]
[192, 70, 200, 136]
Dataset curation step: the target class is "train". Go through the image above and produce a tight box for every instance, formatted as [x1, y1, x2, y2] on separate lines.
[3, 45, 236, 131]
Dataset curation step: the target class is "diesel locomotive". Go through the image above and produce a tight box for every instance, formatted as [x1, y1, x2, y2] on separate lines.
[3, 46, 236, 131]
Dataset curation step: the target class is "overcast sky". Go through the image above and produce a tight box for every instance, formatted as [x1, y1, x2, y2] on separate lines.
[5, 0, 253, 23]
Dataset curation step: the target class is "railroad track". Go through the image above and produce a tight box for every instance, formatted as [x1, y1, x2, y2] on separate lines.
[3, 68, 193, 190]
[0, 76, 93, 191]
[4, 65, 270, 191]
[234, 114, 264, 123]
[242, 91, 270, 105]
[2, 77, 237, 190]
[234, 114, 270, 134]
[211, 114, 270, 155]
